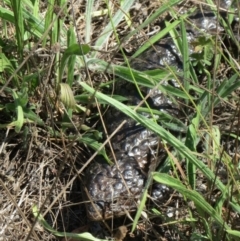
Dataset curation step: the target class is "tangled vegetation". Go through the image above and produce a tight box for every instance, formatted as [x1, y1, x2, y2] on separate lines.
[0, 0, 240, 240]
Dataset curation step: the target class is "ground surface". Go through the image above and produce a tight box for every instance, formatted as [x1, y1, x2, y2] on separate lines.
[1, 0, 240, 241]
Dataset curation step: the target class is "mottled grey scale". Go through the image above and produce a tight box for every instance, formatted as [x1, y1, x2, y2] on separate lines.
[187, 12, 224, 35]
[83, 1, 238, 221]
[114, 182, 123, 190]
[84, 153, 146, 220]
[152, 183, 171, 200]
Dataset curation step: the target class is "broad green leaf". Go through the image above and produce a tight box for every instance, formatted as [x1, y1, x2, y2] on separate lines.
[60, 83, 76, 110]
[59, 44, 90, 81]
[0, 6, 14, 22]
[12, 90, 24, 133]
[226, 230, 240, 237]
[23, 107, 44, 126]
[0, 52, 14, 72]
[63, 44, 91, 56]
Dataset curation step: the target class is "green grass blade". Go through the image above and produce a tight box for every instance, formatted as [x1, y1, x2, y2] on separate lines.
[58, 0, 67, 42]
[180, 18, 190, 92]
[32, 0, 40, 17]
[152, 173, 230, 230]
[12, 90, 24, 133]
[226, 230, 240, 238]
[0, 51, 15, 73]
[85, 0, 94, 43]
[0, 6, 15, 22]
[131, 180, 149, 233]
[10, 0, 25, 61]
[92, 0, 135, 56]
[67, 25, 77, 86]
[87, 59, 190, 102]
[79, 135, 113, 165]
[0, 4, 44, 38]
[23, 10, 44, 38]
[80, 82, 235, 203]
[32, 205, 108, 241]
[43, 0, 54, 46]
[165, 16, 191, 96]
[22, 107, 44, 126]
[198, 74, 240, 118]
[59, 43, 90, 83]
[185, 106, 201, 189]
[122, 0, 183, 47]
[132, 18, 182, 59]
[214, 74, 240, 105]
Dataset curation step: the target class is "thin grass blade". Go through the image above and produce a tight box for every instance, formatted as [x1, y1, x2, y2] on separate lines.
[32, 205, 108, 241]
[185, 106, 201, 189]
[12, 90, 24, 133]
[10, 0, 24, 61]
[85, 0, 94, 43]
[80, 82, 239, 211]
[122, 0, 183, 47]
[67, 25, 77, 86]
[152, 173, 230, 230]
[92, 0, 135, 56]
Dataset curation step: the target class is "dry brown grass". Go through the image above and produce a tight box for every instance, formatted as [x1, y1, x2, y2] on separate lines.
[1, 0, 240, 240]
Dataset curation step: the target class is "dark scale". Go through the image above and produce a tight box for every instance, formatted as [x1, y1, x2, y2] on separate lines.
[83, 0, 238, 221]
